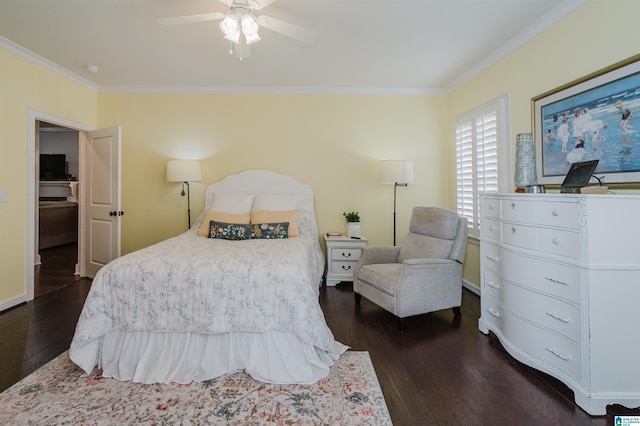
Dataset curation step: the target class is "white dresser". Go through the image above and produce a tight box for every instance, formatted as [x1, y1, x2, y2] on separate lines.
[324, 234, 367, 286]
[479, 193, 640, 415]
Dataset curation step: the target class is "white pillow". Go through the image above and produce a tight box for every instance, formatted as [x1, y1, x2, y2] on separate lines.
[209, 192, 254, 214]
[252, 194, 301, 211]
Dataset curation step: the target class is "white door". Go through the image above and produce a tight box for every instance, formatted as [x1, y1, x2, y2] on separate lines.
[84, 127, 122, 278]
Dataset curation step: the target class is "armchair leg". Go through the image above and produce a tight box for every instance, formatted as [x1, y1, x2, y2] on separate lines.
[452, 306, 461, 318]
[354, 293, 362, 305]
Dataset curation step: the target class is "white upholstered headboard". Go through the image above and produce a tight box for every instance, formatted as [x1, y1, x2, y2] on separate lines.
[194, 170, 319, 239]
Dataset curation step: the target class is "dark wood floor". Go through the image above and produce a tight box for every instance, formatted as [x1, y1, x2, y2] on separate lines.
[1, 278, 638, 424]
[34, 243, 83, 297]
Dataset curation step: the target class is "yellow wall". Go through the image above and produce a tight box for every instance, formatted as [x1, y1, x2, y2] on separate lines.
[448, 0, 640, 289]
[0, 48, 97, 307]
[97, 93, 449, 254]
[2, 0, 639, 307]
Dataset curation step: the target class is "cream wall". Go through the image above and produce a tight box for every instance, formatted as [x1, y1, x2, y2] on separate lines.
[97, 93, 449, 255]
[448, 0, 640, 289]
[2, 0, 637, 308]
[0, 48, 97, 307]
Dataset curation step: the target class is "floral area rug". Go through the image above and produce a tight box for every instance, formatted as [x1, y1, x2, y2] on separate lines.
[0, 351, 391, 425]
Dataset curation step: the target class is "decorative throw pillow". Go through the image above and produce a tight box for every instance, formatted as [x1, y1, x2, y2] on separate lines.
[250, 209, 300, 236]
[209, 221, 252, 240]
[197, 211, 250, 236]
[248, 222, 289, 239]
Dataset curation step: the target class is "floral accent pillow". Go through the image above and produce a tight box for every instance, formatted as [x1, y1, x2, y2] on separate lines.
[209, 221, 289, 240]
[248, 222, 289, 239]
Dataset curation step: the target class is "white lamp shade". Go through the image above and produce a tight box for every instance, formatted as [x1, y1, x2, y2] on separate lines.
[379, 160, 414, 184]
[166, 160, 202, 182]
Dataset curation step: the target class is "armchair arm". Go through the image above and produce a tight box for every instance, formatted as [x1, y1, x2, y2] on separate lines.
[359, 246, 400, 266]
[393, 258, 463, 318]
[353, 246, 400, 287]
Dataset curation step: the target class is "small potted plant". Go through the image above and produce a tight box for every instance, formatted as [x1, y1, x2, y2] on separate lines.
[343, 211, 362, 238]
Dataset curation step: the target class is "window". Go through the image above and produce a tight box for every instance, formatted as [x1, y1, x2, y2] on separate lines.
[455, 94, 511, 239]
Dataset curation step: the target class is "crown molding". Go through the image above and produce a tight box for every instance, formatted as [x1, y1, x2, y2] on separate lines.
[0, 36, 98, 92]
[97, 85, 445, 96]
[445, 0, 587, 92]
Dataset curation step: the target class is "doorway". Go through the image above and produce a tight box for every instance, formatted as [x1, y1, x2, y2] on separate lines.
[26, 108, 122, 305]
[35, 121, 81, 297]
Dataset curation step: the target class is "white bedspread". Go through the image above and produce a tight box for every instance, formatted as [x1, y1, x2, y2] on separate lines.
[70, 230, 348, 383]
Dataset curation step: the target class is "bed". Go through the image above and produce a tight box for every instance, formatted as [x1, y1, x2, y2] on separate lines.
[69, 170, 348, 385]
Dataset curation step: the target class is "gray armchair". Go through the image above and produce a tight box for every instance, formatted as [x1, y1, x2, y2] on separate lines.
[353, 207, 468, 330]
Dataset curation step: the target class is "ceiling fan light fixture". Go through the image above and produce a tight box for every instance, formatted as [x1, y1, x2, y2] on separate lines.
[219, 14, 239, 37]
[241, 14, 259, 35]
[244, 31, 261, 45]
[224, 30, 241, 44]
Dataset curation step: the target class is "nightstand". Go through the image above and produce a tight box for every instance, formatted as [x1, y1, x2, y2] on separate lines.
[324, 234, 367, 286]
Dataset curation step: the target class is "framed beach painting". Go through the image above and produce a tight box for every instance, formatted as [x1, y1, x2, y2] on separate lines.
[533, 54, 640, 185]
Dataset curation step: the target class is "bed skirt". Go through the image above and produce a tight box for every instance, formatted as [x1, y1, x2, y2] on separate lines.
[71, 330, 342, 385]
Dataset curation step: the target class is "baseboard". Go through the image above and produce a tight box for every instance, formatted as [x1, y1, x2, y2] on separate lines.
[463, 280, 480, 296]
[0, 294, 27, 314]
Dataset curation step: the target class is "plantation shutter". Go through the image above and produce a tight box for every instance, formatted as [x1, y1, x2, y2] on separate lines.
[456, 122, 474, 231]
[455, 95, 510, 239]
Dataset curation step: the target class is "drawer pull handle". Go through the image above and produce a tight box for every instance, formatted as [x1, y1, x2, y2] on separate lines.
[511, 226, 516, 234]
[511, 202, 516, 209]
[489, 225, 495, 232]
[545, 276, 569, 286]
[489, 204, 494, 210]
[341, 252, 352, 258]
[485, 255, 499, 262]
[546, 311, 570, 323]
[546, 346, 571, 361]
[552, 237, 560, 245]
[486, 281, 499, 289]
[487, 308, 500, 318]
[552, 209, 560, 216]
[341, 265, 352, 271]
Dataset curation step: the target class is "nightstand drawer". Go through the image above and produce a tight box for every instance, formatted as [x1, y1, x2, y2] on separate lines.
[331, 260, 356, 274]
[331, 248, 362, 261]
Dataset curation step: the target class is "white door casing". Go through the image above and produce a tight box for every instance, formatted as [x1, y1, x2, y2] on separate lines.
[84, 127, 122, 278]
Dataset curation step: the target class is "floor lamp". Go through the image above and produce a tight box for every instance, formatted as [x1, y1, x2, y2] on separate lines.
[167, 160, 202, 229]
[379, 160, 414, 246]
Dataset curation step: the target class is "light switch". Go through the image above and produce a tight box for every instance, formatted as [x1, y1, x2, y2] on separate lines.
[0, 190, 8, 202]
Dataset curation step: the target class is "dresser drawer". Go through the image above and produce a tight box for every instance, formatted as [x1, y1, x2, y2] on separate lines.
[484, 244, 581, 304]
[502, 282, 581, 343]
[503, 309, 582, 383]
[480, 294, 504, 331]
[331, 248, 362, 261]
[482, 269, 503, 299]
[482, 197, 501, 219]
[481, 218, 501, 241]
[502, 223, 535, 249]
[534, 201, 579, 230]
[502, 199, 534, 224]
[536, 228, 580, 260]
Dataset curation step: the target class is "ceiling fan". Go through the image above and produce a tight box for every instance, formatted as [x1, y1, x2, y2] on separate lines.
[158, 0, 317, 60]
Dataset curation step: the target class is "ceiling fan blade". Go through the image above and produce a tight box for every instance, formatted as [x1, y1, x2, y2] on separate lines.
[257, 15, 318, 44]
[157, 12, 225, 26]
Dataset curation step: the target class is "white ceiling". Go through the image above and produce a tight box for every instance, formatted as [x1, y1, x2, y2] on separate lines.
[0, 0, 585, 93]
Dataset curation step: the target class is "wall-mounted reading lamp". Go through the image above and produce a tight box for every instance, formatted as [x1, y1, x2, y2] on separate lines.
[166, 160, 202, 229]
